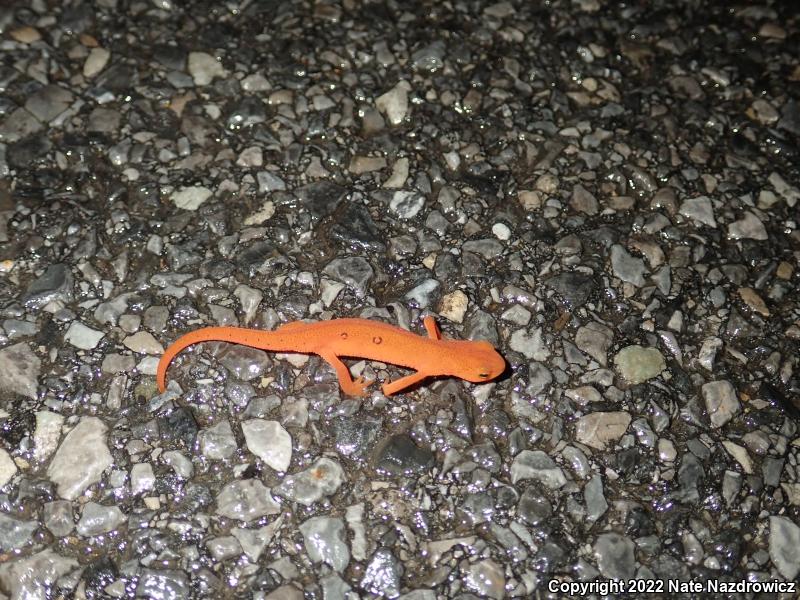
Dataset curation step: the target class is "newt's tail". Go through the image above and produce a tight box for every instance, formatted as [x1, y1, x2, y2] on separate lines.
[156, 327, 266, 393]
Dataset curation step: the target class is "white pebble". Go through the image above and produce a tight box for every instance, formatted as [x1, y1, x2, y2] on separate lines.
[492, 223, 511, 240]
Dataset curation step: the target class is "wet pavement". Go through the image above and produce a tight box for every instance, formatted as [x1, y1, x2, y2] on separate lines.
[0, 0, 799, 598]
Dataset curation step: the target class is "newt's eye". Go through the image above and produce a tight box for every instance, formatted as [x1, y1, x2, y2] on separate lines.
[478, 372, 490, 379]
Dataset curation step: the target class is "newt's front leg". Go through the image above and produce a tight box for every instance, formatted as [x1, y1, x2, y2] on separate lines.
[319, 351, 374, 397]
[382, 371, 430, 396]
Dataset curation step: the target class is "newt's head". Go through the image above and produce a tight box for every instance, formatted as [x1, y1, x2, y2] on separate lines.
[448, 340, 506, 383]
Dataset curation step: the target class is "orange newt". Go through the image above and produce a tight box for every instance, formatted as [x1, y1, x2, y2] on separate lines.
[157, 316, 505, 397]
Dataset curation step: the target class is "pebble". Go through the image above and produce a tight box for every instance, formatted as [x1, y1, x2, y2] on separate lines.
[584, 474, 608, 522]
[405, 279, 441, 308]
[43, 501, 73, 537]
[76, 502, 125, 536]
[350, 156, 387, 174]
[361, 548, 403, 599]
[610, 244, 647, 286]
[594, 533, 636, 579]
[323, 257, 374, 298]
[544, 272, 597, 309]
[613, 345, 666, 384]
[383, 157, 409, 188]
[721, 441, 753, 474]
[374, 434, 434, 477]
[47, 417, 113, 500]
[215, 479, 280, 521]
[273, 457, 345, 506]
[376, 81, 411, 125]
[83, 47, 110, 78]
[439, 290, 468, 323]
[0, 550, 78, 600]
[738, 287, 769, 316]
[0, 342, 41, 399]
[187, 51, 227, 85]
[462, 559, 506, 600]
[575, 412, 632, 450]
[122, 331, 164, 354]
[10, 26, 42, 43]
[172, 186, 213, 210]
[136, 570, 189, 600]
[64, 321, 104, 350]
[727, 211, 768, 240]
[517, 487, 553, 525]
[769, 516, 800, 580]
[131, 463, 156, 495]
[510, 450, 567, 488]
[300, 516, 350, 572]
[492, 222, 511, 240]
[679, 196, 716, 227]
[570, 184, 599, 215]
[390, 191, 426, 219]
[242, 419, 292, 472]
[199, 419, 237, 460]
[232, 521, 280, 562]
[33, 411, 64, 462]
[701, 380, 740, 428]
[25, 85, 74, 122]
[257, 171, 286, 192]
[21, 264, 73, 309]
[509, 327, 549, 361]
[575, 321, 613, 365]
[0, 513, 37, 552]
[237, 145, 263, 167]
[0, 448, 16, 487]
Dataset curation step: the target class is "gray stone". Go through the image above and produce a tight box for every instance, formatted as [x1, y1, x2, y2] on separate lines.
[462, 558, 506, 600]
[43, 500, 73, 537]
[0, 342, 41, 399]
[575, 321, 613, 365]
[701, 380, 740, 428]
[594, 532, 636, 579]
[728, 211, 768, 240]
[76, 502, 125, 536]
[390, 191, 426, 219]
[374, 434, 434, 477]
[0, 513, 38, 551]
[0, 550, 78, 600]
[24, 85, 74, 122]
[575, 412, 632, 450]
[544, 272, 596, 309]
[21, 264, 73, 309]
[361, 548, 403, 599]
[273, 457, 345, 506]
[242, 419, 292, 472]
[584, 474, 608, 522]
[680, 196, 716, 227]
[135, 569, 190, 600]
[614, 345, 666, 384]
[300, 516, 350, 572]
[769, 516, 800, 580]
[64, 321, 104, 350]
[610, 244, 647, 286]
[198, 419, 237, 460]
[48, 417, 113, 500]
[510, 450, 567, 488]
[323, 257, 374, 298]
[215, 479, 280, 521]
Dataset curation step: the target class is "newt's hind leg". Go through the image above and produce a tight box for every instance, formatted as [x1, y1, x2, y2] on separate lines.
[381, 371, 429, 396]
[319, 352, 374, 397]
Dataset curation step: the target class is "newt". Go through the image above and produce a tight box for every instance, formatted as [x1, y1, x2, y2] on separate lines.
[156, 316, 505, 397]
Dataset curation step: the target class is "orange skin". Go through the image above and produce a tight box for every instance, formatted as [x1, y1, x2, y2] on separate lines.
[157, 316, 505, 397]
